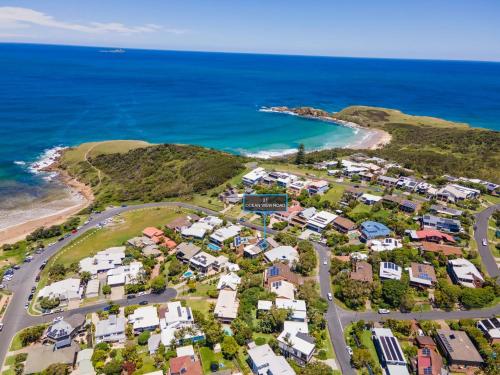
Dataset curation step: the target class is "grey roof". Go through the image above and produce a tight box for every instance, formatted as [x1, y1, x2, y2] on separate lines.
[176, 242, 201, 259]
[95, 315, 126, 337]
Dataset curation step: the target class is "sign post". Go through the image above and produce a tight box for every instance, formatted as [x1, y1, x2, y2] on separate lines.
[242, 194, 288, 242]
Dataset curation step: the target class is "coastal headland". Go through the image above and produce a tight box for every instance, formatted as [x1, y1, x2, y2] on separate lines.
[1, 105, 498, 245]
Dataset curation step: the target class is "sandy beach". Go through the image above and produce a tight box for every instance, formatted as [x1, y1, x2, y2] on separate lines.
[0, 156, 93, 245]
[346, 127, 392, 150]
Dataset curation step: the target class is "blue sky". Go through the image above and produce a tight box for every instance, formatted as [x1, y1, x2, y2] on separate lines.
[0, 0, 499, 61]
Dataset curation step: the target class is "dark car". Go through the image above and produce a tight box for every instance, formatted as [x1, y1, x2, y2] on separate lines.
[127, 294, 136, 299]
[35, 274, 41, 282]
[31, 286, 36, 293]
[139, 300, 148, 306]
[58, 237, 64, 241]
[28, 294, 34, 301]
[12, 265, 21, 270]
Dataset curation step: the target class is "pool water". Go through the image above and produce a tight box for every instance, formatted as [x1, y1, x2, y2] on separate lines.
[208, 243, 221, 251]
[183, 271, 194, 278]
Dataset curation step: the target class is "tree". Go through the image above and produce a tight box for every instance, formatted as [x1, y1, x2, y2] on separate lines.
[460, 287, 495, 308]
[381, 280, 408, 308]
[351, 348, 373, 369]
[296, 240, 317, 276]
[102, 285, 112, 295]
[48, 264, 66, 281]
[221, 336, 239, 359]
[298, 361, 333, 375]
[336, 278, 371, 310]
[399, 290, 416, 312]
[168, 257, 182, 276]
[101, 360, 123, 375]
[19, 325, 45, 346]
[39, 297, 60, 310]
[259, 307, 288, 333]
[151, 275, 167, 293]
[80, 271, 92, 283]
[434, 279, 460, 310]
[41, 363, 69, 375]
[231, 318, 253, 345]
[138, 331, 151, 345]
[108, 303, 120, 315]
[295, 144, 305, 165]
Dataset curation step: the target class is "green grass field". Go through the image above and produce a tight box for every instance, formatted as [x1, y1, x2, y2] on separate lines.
[321, 184, 345, 204]
[61, 140, 151, 165]
[184, 298, 213, 316]
[198, 347, 235, 374]
[360, 330, 380, 370]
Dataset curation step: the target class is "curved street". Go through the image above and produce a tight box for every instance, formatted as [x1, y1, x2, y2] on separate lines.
[0, 201, 499, 372]
[474, 204, 500, 281]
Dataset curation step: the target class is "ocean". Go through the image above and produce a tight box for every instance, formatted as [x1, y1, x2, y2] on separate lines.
[1, 43, 500, 207]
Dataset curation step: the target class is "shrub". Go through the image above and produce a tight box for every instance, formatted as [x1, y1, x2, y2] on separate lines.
[137, 331, 151, 346]
[255, 337, 266, 346]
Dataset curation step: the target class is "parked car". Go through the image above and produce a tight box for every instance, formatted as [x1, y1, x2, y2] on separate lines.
[53, 316, 63, 323]
[127, 294, 136, 299]
[482, 238, 488, 246]
[327, 292, 333, 301]
[24, 303, 29, 309]
[12, 265, 20, 270]
[31, 286, 36, 293]
[346, 346, 353, 357]
[378, 308, 390, 314]
[139, 300, 148, 306]
[28, 294, 34, 301]
[0, 322, 3, 331]
[323, 260, 328, 265]
[35, 274, 41, 282]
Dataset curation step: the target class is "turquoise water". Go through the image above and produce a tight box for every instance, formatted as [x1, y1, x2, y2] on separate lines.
[1, 43, 500, 203]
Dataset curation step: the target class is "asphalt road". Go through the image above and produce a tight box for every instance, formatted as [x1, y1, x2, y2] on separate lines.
[474, 204, 500, 281]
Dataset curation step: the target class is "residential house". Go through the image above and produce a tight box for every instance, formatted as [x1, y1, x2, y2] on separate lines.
[429, 205, 463, 217]
[166, 216, 192, 232]
[277, 322, 315, 366]
[214, 290, 239, 323]
[477, 317, 500, 344]
[435, 329, 484, 368]
[360, 193, 382, 205]
[370, 238, 402, 252]
[243, 167, 267, 186]
[38, 278, 83, 305]
[372, 328, 409, 375]
[382, 195, 420, 213]
[332, 216, 357, 234]
[264, 246, 299, 265]
[447, 258, 484, 288]
[168, 355, 202, 375]
[247, 343, 296, 375]
[288, 180, 311, 196]
[176, 243, 201, 263]
[422, 215, 461, 233]
[306, 210, 337, 232]
[307, 180, 329, 195]
[217, 272, 241, 291]
[181, 222, 212, 239]
[273, 201, 303, 223]
[210, 225, 242, 246]
[79, 247, 126, 275]
[275, 299, 307, 322]
[290, 207, 316, 228]
[419, 242, 462, 256]
[264, 263, 302, 288]
[436, 184, 480, 203]
[219, 187, 242, 204]
[359, 221, 391, 242]
[106, 261, 144, 286]
[44, 314, 85, 350]
[379, 262, 402, 280]
[269, 280, 296, 299]
[377, 175, 399, 188]
[95, 315, 126, 343]
[408, 263, 437, 288]
[350, 261, 373, 283]
[160, 301, 205, 346]
[128, 306, 160, 333]
[143, 227, 164, 239]
[189, 251, 222, 274]
[416, 346, 443, 375]
[409, 229, 456, 244]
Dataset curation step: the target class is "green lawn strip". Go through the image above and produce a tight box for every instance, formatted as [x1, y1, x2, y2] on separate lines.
[134, 354, 157, 375]
[4, 356, 16, 367]
[359, 330, 380, 370]
[1, 369, 14, 375]
[184, 298, 212, 316]
[9, 329, 24, 351]
[198, 347, 234, 374]
[320, 185, 345, 205]
[321, 329, 336, 359]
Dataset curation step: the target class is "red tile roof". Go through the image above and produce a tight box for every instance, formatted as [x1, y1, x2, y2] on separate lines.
[420, 242, 462, 256]
[416, 229, 455, 243]
[169, 356, 202, 375]
[143, 227, 164, 238]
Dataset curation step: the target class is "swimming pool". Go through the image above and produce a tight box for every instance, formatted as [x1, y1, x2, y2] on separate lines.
[208, 243, 221, 251]
[183, 270, 194, 278]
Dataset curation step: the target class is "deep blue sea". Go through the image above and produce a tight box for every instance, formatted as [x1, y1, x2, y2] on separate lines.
[1, 43, 500, 205]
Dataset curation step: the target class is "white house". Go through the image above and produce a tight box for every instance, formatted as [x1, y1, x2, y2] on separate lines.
[95, 315, 126, 343]
[217, 272, 241, 291]
[360, 193, 382, 205]
[106, 261, 144, 286]
[38, 278, 83, 303]
[214, 290, 239, 323]
[247, 344, 296, 375]
[379, 262, 402, 280]
[159, 301, 205, 346]
[305, 210, 337, 232]
[436, 184, 480, 202]
[277, 322, 315, 366]
[275, 299, 307, 322]
[85, 279, 100, 299]
[448, 258, 484, 288]
[181, 222, 212, 239]
[128, 306, 160, 333]
[269, 280, 296, 300]
[370, 238, 402, 252]
[264, 246, 299, 264]
[79, 247, 125, 275]
[243, 167, 267, 186]
[210, 225, 241, 246]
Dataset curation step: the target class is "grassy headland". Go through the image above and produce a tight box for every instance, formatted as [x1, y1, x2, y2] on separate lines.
[276, 106, 500, 182]
[58, 141, 246, 207]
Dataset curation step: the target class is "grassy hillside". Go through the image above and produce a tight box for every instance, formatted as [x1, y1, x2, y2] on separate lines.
[288, 106, 500, 182]
[60, 141, 246, 205]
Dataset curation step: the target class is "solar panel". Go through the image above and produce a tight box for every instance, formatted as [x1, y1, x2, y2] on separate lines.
[422, 347, 430, 356]
[424, 367, 432, 375]
[492, 318, 500, 329]
[389, 336, 404, 362]
[482, 320, 494, 330]
[380, 337, 393, 361]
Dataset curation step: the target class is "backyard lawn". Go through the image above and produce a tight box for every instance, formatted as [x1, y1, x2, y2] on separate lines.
[198, 347, 235, 374]
[184, 298, 213, 316]
[360, 330, 380, 370]
[321, 185, 345, 204]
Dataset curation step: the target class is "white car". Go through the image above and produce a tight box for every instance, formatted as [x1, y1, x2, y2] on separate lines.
[323, 260, 328, 265]
[0, 322, 4, 331]
[378, 308, 390, 314]
[327, 292, 333, 301]
[346, 346, 353, 357]
[482, 239, 487, 246]
[53, 316, 63, 323]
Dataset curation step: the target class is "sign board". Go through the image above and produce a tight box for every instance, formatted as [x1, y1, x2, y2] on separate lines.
[243, 194, 288, 213]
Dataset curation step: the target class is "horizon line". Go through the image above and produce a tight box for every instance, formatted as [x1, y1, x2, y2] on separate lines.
[1, 41, 500, 64]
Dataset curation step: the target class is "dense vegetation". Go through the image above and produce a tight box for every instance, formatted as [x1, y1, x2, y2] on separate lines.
[61, 143, 245, 205]
[282, 106, 500, 182]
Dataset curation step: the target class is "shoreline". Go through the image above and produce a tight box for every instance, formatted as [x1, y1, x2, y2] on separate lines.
[0, 152, 94, 245]
[258, 106, 392, 152]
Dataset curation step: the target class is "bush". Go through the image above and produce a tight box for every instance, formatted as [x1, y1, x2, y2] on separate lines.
[255, 337, 266, 346]
[210, 361, 219, 372]
[39, 297, 61, 310]
[14, 353, 28, 363]
[317, 349, 327, 360]
[19, 325, 45, 346]
[137, 331, 151, 346]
